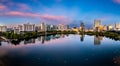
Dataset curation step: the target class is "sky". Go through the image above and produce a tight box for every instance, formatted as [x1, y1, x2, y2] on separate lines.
[0, 0, 120, 28]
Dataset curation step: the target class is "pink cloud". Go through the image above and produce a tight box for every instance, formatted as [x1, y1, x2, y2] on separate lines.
[42, 14, 66, 21]
[5, 11, 41, 18]
[0, 4, 7, 10]
[0, 11, 67, 22]
[113, 0, 120, 4]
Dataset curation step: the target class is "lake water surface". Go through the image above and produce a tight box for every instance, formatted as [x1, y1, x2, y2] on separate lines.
[0, 34, 120, 66]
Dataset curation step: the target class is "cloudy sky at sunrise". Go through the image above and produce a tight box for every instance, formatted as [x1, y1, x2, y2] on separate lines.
[0, 0, 120, 27]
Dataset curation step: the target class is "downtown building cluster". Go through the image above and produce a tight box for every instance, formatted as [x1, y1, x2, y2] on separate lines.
[0, 22, 69, 34]
[0, 20, 120, 33]
[93, 20, 120, 32]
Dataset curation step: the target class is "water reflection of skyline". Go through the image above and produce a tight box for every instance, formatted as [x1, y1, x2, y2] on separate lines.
[23, 35, 117, 46]
[94, 36, 103, 45]
[0, 35, 120, 66]
[80, 34, 85, 42]
[79, 34, 103, 45]
[0, 34, 68, 46]
[37, 34, 66, 44]
[0, 34, 119, 46]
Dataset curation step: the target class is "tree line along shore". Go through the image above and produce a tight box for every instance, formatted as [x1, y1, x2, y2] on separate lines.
[0, 30, 120, 42]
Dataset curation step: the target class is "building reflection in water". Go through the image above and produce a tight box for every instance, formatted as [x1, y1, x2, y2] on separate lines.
[0, 42, 1, 46]
[61, 34, 65, 38]
[24, 39, 35, 44]
[0, 34, 67, 46]
[94, 35, 103, 45]
[38, 36, 47, 44]
[80, 34, 85, 42]
[37, 34, 65, 44]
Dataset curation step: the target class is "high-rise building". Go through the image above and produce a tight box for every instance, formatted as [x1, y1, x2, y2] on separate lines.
[37, 23, 57, 32]
[57, 24, 69, 31]
[94, 20, 102, 32]
[46, 24, 57, 31]
[94, 20, 101, 28]
[0, 25, 7, 32]
[39, 22, 46, 32]
[80, 22, 85, 31]
[18, 23, 35, 32]
[115, 23, 120, 31]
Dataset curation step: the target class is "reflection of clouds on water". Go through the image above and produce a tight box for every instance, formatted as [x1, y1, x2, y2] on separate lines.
[0, 46, 31, 57]
[0, 34, 70, 58]
[0, 49, 7, 57]
[0, 34, 70, 66]
[0, 35, 120, 66]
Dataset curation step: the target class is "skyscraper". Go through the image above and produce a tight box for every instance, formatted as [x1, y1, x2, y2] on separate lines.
[80, 22, 85, 32]
[40, 22, 46, 32]
[94, 20, 102, 31]
[94, 20, 101, 28]
[18, 23, 35, 32]
[46, 24, 56, 31]
[0, 25, 7, 32]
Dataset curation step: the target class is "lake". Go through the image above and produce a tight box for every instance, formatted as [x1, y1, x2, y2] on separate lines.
[0, 34, 120, 66]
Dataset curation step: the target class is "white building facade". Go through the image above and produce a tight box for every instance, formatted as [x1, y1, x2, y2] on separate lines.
[57, 24, 69, 31]
[18, 23, 35, 32]
[0, 26, 7, 32]
[115, 23, 120, 31]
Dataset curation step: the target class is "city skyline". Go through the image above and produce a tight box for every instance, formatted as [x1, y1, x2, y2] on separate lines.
[0, 0, 120, 27]
[0, 1, 120, 66]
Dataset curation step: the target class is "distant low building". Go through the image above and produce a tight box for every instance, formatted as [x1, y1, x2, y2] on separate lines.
[107, 25, 113, 31]
[103, 25, 107, 31]
[72, 27, 79, 32]
[6, 28, 13, 32]
[13, 27, 20, 34]
[98, 25, 103, 32]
